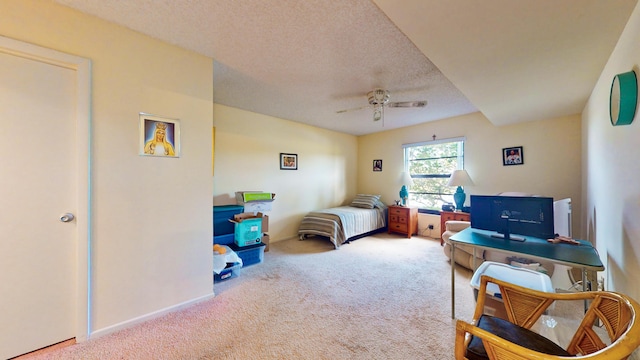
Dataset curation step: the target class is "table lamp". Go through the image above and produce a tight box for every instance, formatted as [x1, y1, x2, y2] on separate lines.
[447, 169, 473, 211]
[399, 172, 413, 206]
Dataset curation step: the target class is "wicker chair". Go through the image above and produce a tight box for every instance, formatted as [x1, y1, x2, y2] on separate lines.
[455, 275, 640, 359]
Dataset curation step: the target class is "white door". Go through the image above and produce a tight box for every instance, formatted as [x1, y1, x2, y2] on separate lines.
[0, 39, 89, 359]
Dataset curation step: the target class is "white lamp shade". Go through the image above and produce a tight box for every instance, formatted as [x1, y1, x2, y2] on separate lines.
[399, 171, 414, 186]
[447, 169, 474, 187]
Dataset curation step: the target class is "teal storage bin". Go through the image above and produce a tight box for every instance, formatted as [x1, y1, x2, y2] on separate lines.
[213, 205, 244, 236]
[234, 218, 262, 247]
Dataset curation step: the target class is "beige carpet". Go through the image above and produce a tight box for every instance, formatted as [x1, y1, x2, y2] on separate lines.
[29, 233, 476, 359]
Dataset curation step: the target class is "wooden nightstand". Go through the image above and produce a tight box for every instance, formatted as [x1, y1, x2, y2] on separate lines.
[440, 210, 470, 245]
[388, 205, 418, 238]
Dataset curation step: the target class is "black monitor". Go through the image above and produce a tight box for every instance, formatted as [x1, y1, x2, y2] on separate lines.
[470, 195, 555, 241]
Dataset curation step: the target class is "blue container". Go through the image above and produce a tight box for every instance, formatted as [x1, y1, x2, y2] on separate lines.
[213, 205, 244, 236]
[213, 233, 234, 246]
[214, 262, 241, 282]
[230, 242, 266, 267]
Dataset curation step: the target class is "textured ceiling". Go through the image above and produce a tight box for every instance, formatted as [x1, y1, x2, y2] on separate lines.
[54, 0, 637, 135]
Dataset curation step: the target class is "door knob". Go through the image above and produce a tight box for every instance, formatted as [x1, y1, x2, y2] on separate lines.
[60, 213, 75, 222]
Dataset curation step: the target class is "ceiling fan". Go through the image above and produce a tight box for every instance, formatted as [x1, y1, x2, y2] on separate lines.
[336, 88, 428, 122]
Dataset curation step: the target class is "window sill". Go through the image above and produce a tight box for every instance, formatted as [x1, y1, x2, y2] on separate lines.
[417, 208, 441, 215]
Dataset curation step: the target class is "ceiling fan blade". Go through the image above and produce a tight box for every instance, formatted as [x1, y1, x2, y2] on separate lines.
[336, 105, 370, 114]
[387, 100, 428, 108]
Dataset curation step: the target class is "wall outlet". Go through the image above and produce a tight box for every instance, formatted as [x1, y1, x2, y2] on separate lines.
[428, 224, 434, 230]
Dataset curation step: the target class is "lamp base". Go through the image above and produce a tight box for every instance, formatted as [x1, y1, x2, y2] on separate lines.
[399, 185, 409, 206]
[453, 186, 466, 211]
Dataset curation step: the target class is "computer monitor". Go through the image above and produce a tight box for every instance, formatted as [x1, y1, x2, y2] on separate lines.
[470, 195, 555, 241]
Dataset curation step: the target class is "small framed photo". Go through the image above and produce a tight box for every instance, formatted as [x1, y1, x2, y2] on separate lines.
[139, 113, 180, 157]
[503, 146, 523, 166]
[373, 159, 382, 172]
[280, 153, 298, 170]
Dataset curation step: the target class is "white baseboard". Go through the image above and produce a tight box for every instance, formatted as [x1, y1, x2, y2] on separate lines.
[88, 292, 215, 340]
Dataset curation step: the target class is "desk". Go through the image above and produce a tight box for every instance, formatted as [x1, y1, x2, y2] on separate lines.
[449, 227, 604, 319]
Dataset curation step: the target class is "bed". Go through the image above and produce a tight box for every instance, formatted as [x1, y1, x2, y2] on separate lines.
[297, 194, 388, 249]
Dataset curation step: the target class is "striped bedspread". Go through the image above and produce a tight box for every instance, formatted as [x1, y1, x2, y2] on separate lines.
[297, 206, 386, 248]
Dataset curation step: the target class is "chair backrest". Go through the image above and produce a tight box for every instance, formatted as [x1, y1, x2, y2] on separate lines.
[566, 292, 635, 356]
[500, 276, 640, 357]
[458, 275, 640, 359]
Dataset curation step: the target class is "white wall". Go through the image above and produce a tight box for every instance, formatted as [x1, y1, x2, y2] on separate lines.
[583, 2, 640, 301]
[358, 112, 582, 236]
[213, 104, 358, 241]
[1, 1, 214, 335]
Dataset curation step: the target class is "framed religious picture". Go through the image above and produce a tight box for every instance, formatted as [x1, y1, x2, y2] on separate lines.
[280, 153, 298, 170]
[502, 146, 523, 166]
[139, 113, 180, 157]
[373, 159, 382, 171]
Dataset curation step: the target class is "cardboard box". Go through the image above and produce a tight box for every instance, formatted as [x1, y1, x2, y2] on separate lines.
[233, 219, 262, 247]
[231, 212, 264, 247]
[232, 212, 263, 222]
[236, 192, 275, 212]
[262, 234, 270, 252]
[244, 202, 272, 213]
[232, 212, 268, 232]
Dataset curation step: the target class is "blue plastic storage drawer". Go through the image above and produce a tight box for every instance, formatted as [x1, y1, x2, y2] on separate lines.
[230, 242, 265, 267]
[213, 205, 244, 236]
[213, 233, 234, 246]
[214, 262, 241, 282]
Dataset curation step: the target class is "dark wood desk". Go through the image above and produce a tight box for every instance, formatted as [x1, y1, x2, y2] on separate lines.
[448, 227, 604, 319]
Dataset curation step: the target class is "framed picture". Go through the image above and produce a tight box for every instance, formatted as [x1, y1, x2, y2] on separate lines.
[280, 153, 298, 170]
[139, 113, 180, 157]
[503, 146, 523, 166]
[373, 159, 382, 172]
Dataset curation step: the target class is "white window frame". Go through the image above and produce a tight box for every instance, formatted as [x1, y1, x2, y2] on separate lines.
[402, 137, 466, 211]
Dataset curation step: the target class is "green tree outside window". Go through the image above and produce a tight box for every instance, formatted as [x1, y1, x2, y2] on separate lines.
[404, 139, 465, 210]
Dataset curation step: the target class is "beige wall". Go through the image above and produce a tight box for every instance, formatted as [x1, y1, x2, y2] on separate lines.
[6, 0, 638, 347]
[213, 104, 358, 241]
[1, 0, 214, 336]
[358, 112, 582, 236]
[583, 2, 640, 301]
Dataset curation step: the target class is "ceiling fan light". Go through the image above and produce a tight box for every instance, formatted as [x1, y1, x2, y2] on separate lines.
[373, 106, 383, 121]
[368, 89, 390, 105]
[335, 88, 427, 124]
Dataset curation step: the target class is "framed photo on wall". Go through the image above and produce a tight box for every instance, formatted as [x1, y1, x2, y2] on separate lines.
[280, 153, 298, 170]
[502, 146, 523, 166]
[139, 113, 180, 157]
[373, 159, 382, 171]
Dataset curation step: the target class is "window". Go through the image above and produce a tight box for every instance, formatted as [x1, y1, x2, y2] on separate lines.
[403, 137, 465, 211]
